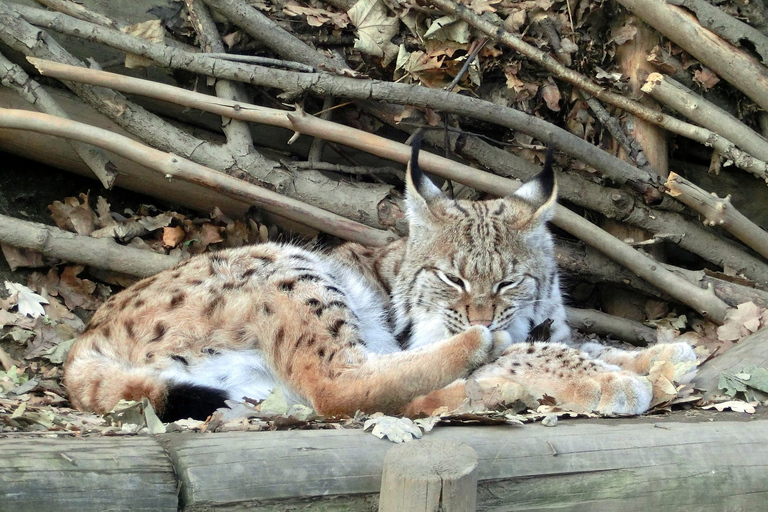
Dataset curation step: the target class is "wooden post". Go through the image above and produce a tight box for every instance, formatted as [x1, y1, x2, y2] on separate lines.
[378, 439, 478, 512]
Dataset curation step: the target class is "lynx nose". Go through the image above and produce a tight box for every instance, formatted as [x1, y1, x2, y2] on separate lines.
[469, 319, 492, 327]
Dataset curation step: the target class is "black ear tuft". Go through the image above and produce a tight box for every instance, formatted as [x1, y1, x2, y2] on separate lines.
[160, 383, 228, 422]
[408, 130, 426, 190]
[538, 146, 556, 200]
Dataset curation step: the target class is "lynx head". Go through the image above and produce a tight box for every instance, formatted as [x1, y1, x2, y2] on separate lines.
[394, 136, 560, 348]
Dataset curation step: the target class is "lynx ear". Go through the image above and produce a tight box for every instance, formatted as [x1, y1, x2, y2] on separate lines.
[405, 132, 446, 231]
[512, 146, 557, 222]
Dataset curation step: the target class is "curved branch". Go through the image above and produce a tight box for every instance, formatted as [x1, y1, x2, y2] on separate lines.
[0, 108, 393, 246]
[10, 2, 659, 199]
[23, 60, 735, 321]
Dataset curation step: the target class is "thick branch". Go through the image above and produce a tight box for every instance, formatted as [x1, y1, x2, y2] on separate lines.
[642, 73, 768, 181]
[666, 173, 768, 261]
[202, 0, 347, 71]
[0, 213, 178, 277]
[11, 3, 660, 199]
[0, 50, 117, 188]
[565, 307, 657, 345]
[666, 0, 768, 66]
[614, 0, 768, 113]
[0, 108, 393, 246]
[429, 0, 768, 181]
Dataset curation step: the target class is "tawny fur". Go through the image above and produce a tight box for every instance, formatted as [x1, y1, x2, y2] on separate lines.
[64, 141, 696, 420]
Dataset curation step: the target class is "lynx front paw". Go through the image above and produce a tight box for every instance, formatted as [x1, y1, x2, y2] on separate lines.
[596, 372, 652, 415]
[464, 325, 494, 369]
[490, 330, 513, 360]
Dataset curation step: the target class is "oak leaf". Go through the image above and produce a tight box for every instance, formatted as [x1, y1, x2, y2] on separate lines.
[348, 0, 399, 65]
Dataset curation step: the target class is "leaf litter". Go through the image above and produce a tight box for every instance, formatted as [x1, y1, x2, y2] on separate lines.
[0, 190, 762, 441]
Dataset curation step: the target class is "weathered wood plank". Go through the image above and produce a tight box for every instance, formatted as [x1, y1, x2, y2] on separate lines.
[165, 418, 768, 511]
[0, 436, 177, 511]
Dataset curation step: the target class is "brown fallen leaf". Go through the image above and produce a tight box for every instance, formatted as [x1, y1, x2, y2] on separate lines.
[48, 193, 97, 236]
[162, 225, 186, 248]
[1, 244, 45, 270]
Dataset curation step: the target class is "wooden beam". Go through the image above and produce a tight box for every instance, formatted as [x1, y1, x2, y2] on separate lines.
[162, 418, 768, 510]
[0, 436, 177, 511]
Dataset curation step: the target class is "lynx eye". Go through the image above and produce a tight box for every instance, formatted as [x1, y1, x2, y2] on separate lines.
[495, 279, 522, 293]
[436, 271, 467, 291]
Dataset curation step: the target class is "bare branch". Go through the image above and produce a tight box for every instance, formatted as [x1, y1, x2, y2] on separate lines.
[614, 0, 768, 112]
[11, 2, 660, 199]
[642, 73, 768, 181]
[0, 50, 117, 188]
[565, 307, 657, 345]
[666, 173, 768, 261]
[0, 108, 393, 246]
[0, 213, 177, 277]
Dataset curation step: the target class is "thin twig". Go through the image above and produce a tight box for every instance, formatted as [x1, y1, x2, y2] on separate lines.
[579, 91, 651, 172]
[198, 52, 316, 72]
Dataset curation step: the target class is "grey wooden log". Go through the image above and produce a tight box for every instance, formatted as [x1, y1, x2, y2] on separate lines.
[163, 419, 768, 510]
[379, 440, 478, 512]
[0, 436, 177, 511]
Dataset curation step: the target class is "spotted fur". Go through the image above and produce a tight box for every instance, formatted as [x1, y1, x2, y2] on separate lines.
[64, 140, 694, 421]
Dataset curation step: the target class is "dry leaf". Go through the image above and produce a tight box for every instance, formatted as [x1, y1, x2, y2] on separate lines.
[693, 67, 720, 89]
[703, 400, 756, 413]
[283, 1, 349, 28]
[57, 266, 101, 311]
[541, 78, 561, 111]
[48, 193, 97, 235]
[423, 15, 469, 43]
[5, 282, 48, 318]
[1, 244, 44, 271]
[121, 20, 164, 68]
[609, 22, 637, 45]
[468, 0, 501, 14]
[364, 413, 423, 443]
[717, 302, 766, 342]
[162, 226, 186, 248]
[348, 0, 399, 65]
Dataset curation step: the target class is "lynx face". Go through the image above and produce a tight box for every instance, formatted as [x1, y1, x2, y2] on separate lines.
[390, 147, 568, 350]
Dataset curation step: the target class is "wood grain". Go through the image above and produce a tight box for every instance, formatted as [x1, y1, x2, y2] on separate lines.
[0, 436, 177, 511]
[162, 418, 768, 510]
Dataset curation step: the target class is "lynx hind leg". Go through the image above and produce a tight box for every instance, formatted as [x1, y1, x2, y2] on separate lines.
[485, 343, 652, 415]
[580, 341, 697, 375]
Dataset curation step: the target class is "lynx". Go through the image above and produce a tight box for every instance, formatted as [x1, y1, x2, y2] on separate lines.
[64, 138, 694, 421]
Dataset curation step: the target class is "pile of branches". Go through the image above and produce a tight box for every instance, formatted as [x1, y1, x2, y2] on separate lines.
[1, 0, 768, 353]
